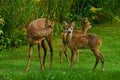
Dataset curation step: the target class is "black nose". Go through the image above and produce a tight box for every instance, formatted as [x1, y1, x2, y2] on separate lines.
[68, 31, 71, 33]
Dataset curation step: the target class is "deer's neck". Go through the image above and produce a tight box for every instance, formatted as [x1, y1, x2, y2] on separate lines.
[81, 25, 88, 34]
[66, 33, 72, 43]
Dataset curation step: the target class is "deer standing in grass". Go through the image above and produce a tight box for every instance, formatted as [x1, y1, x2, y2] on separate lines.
[60, 17, 92, 63]
[63, 21, 104, 71]
[26, 18, 55, 71]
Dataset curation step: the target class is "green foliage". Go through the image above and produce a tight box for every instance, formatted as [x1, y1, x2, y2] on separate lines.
[0, 0, 34, 49]
[0, 0, 120, 49]
[0, 15, 5, 50]
[70, 0, 120, 23]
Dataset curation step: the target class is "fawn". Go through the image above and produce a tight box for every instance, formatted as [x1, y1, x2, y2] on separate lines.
[60, 17, 91, 63]
[63, 21, 104, 71]
[26, 18, 55, 71]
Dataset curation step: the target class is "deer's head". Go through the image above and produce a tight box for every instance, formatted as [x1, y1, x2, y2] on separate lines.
[63, 21, 76, 34]
[81, 17, 91, 29]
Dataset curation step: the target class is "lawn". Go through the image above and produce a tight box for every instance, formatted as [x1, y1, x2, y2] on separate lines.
[0, 22, 120, 80]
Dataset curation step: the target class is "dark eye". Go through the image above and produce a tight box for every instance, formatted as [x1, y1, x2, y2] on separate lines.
[65, 27, 68, 29]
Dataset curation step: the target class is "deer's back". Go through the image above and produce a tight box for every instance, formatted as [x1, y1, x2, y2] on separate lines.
[73, 30, 83, 34]
[68, 34, 102, 49]
[28, 18, 51, 31]
[27, 18, 52, 44]
[87, 33, 102, 47]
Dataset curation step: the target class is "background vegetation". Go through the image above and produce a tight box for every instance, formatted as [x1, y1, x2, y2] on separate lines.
[0, 0, 120, 49]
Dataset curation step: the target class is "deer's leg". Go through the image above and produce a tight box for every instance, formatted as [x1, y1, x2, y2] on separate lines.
[93, 56, 99, 70]
[91, 48, 99, 71]
[91, 48, 104, 71]
[76, 50, 80, 62]
[38, 42, 44, 71]
[46, 36, 53, 68]
[59, 42, 69, 63]
[64, 46, 69, 63]
[26, 44, 33, 72]
[98, 52, 104, 71]
[59, 43, 65, 63]
[42, 40, 47, 67]
[70, 48, 77, 69]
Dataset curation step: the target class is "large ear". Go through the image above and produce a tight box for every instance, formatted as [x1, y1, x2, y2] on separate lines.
[84, 17, 88, 23]
[50, 21, 55, 28]
[63, 21, 68, 27]
[71, 21, 76, 28]
[45, 18, 48, 26]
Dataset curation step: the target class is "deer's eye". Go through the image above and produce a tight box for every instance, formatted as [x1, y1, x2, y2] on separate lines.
[65, 27, 68, 29]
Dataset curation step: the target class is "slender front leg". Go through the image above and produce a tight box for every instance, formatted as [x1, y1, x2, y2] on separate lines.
[70, 49, 77, 69]
[76, 50, 79, 62]
[26, 44, 33, 72]
[60, 38, 69, 63]
[59, 43, 65, 63]
[64, 46, 69, 63]
[38, 42, 44, 71]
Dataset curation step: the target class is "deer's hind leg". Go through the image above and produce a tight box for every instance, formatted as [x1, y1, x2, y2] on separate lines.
[91, 48, 104, 71]
[42, 40, 48, 67]
[38, 42, 44, 71]
[46, 36, 53, 68]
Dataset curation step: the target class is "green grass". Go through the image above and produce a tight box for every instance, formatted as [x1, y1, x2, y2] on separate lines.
[0, 22, 120, 80]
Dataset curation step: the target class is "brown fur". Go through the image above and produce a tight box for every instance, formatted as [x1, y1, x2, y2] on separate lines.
[26, 18, 55, 71]
[63, 21, 104, 71]
[60, 17, 91, 63]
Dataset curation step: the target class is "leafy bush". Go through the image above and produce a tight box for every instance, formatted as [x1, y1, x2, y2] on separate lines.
[0, 0, 120, 49]
[0, 15, 5, 50]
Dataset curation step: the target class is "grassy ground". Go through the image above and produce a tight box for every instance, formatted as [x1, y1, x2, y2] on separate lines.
[0, 22, 120, 80]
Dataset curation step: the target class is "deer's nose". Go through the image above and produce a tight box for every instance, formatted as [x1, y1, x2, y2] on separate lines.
[68, 31, 71, 33]
[68, 28, 72, 33]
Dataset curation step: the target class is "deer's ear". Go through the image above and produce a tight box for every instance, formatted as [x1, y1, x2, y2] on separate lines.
[63, 21, 68, 27]
[71, 21, 76, 28]
[84, 17, 88, 23]
[50, 21, 55, 28]
[85, 17, 88, 19]
[45, 18, 48, 26]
